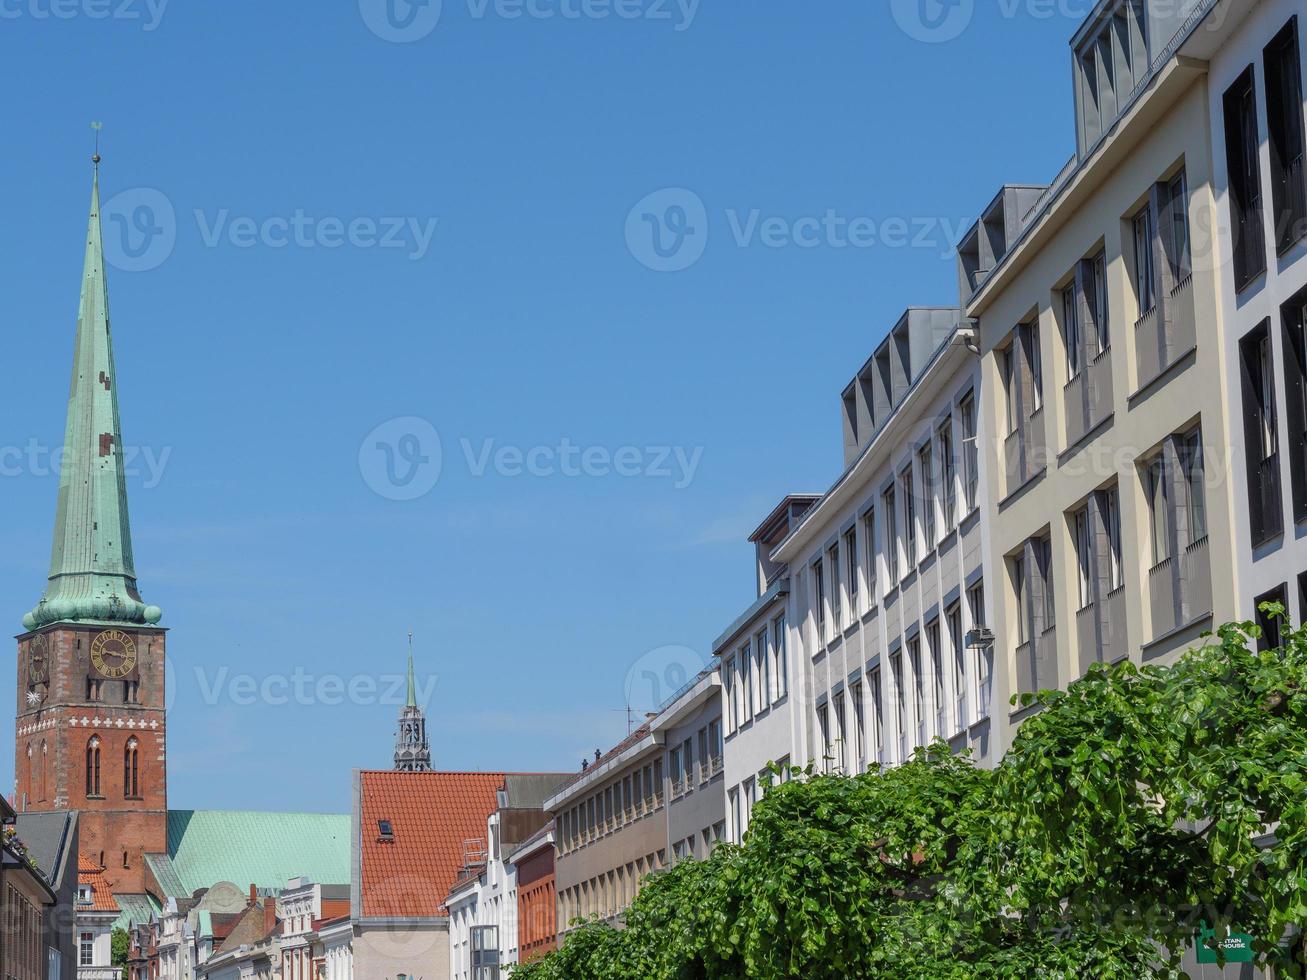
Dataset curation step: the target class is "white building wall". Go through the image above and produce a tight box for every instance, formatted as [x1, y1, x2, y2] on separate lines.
[1210, 0, 1307, 620]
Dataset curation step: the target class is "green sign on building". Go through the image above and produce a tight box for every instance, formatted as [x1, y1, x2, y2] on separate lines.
[1196, 925, 1256, 964]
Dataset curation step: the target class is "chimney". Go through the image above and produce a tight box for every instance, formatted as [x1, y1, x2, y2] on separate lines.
[248, 884, 257, 906]
[263, 898, 277, 938]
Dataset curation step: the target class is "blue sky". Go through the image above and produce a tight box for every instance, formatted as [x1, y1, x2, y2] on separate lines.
[1, 0, 1086, 812]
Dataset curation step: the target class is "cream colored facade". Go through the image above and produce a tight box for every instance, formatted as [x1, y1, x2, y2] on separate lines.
[967, 0, 1253, 759]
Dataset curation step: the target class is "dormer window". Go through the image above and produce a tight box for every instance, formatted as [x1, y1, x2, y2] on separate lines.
[1076, 1, 1149, 155]
[378, 819, 394, 842]
[77, 885, 93, 906]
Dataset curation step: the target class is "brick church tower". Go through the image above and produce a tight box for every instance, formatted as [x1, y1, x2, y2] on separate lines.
[14, 160, 167, 894]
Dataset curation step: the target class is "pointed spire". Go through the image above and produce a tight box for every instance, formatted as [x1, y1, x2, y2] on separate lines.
[23, 160, 161, 632]
[406, 631, 417, 709]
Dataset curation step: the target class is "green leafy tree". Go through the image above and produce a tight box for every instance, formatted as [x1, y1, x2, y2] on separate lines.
[515, 613, 1307, 979]
[111, 928, 130, 969]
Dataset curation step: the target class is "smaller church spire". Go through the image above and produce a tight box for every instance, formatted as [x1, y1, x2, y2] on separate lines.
[394, 633, 431, 773]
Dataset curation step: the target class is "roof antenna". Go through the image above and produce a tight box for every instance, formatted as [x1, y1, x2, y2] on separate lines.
[91, 121, 103, 169]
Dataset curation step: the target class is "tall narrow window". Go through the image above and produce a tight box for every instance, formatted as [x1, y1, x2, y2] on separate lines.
[1063, 282, 1081, 377]
[86, 737, 101, 798]
[1266, 18, 1307, 253]
[908, 637, 926, 749]
[1146, 456, 1171, 564]
[773, 614, 788, 699]
[1133, 205, 1157, 314]
[939, 417, 957, 532]
[1180, 430, 1208, 543]
[902, 467, 917, 567]
[1241, 320, 1283, 545]
[862, 509, 876, 599]
[1025, 323, 1044, 413]
[1224, 66, 1267, 289]
[1003, 346, 1019, 434]
[1038, 535, 1056, 629]
[927, 620, 944, 738]
[1089, 250, 1110, 352]
[1074, 507, 1093, 609]
[851, 681, 866, 772]
[870, 668, 885, 764]
[39, 742, 47, 803]
[845, 528, 859, 609]
[884, 486, 899, 584]
[1282, 291, 1307, 522]
[755, 631, 770, 708]
[125, 738, 140, 798]
[948, 603, 967, 731]
[723, 655, 736, 734]
[1103, 487, 1124, 591]
[741, 642, 754, 721]
[814, 561, 826, 642]
[832, 692, 847, 772]
[1165, 172, 1191, 282]
[829, 544, 842, 631]
[817, 702, 832, 771]
[969, 582, 992, 718]
[918, 442, 935, 548]
[1013, 553, 1030, 644]
[961, 393, 978, 512]
[890, 652, 907, 761]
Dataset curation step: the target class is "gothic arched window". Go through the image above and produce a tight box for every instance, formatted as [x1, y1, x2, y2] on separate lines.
[25, 744, 33, 804]
[124, 737, 139, 798]
[40, 741, 47, 802]
[86, 737, 101, 798]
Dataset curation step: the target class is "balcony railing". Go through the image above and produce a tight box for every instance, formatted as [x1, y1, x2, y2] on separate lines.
[1148, 556, 1178, 638]
[1181, 535, 1212, 623]
[1135, 305, 1162, 387]
[1076, 601, 1099, 678]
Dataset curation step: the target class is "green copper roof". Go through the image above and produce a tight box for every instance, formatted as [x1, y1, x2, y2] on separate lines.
[164, 810, 351, 896]
[24, 166, 161, 631]
[111, 893, 161, 931]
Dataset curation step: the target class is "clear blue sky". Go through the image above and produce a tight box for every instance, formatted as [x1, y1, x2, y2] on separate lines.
[1, 0, 1082, 812]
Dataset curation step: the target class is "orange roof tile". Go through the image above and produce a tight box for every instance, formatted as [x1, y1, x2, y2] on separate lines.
[78, 863, 120, 913]
[358, 770, 506, 919]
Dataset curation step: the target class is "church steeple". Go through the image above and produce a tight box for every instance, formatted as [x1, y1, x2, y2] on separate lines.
[23, 161, 161, 632]
[394, 633, 431, 772]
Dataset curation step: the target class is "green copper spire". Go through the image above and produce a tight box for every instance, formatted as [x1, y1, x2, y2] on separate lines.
[406, 631, 417, 708]
[23, 162, 162, 632]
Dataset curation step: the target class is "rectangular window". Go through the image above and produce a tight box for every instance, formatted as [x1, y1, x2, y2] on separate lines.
[851, 681, 866, 772]
[829, 544, 842, 631]
[741, 642, 754, 721]
[756, 630, 770, 707]
[939, 417, 957, 532]
[1038, 535, 1056, 629]
[1013, 552, 1029, 644]
[902, 467, 917, 567]
[1164, 171, 1191, 282]
[832, 692, 847, 772]
[1103, 486, 1124, 591]
[919, 442, 936, 548]
[1146, 456, 1171, 564]
[1074, 507, 1092, 610]
[1133, 205, 1157, 314]
[862, 509, 877, 599]
[948, 603, 967, 731]
[1266, 17, 1307, 253]
[1180, 429, 1207, 544]
[1003, 346, 1019, 434]
[890, 652, 907, 761]
[723, 655, 736, 734]
[1025, 323, 1044, 414]
[927, 619, 944, 738]
[961, 393, 978, 512]
[969, 582, 992, 718]
[1281, 292, 1307, 522]
[908, 637, 926, 749]
[1224, 65, 1267, 289]
[1090, 250, 1110, 352]
[884, 486, 899, 584]
[845, 528, 859, 607]
[870, 668, 885, 764]
[816, 702, 832, 770]
[1241, 319, 1284, 545]
[80, 934, 93, 968]
[1063, 282, 1081, 377]
[1255, 583, 1289, 651]
[773, 614, 788, 699]
[814, 560, 826, 642]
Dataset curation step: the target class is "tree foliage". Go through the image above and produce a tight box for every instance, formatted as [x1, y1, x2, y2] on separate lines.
[514, 613, 1307, 979]
[111, 928, 129, 969]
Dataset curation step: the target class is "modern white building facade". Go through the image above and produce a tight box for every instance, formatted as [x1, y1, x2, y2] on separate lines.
[774, 311, 996, 780]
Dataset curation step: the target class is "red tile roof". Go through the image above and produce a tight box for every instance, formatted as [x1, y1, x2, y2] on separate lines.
[318, 899, 350, 924]
[78, 863, 119, 913]
[358, 771, 506, 919]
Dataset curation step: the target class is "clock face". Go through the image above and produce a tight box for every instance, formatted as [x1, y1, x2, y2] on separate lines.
[90, 629, 138, 680]
[27, 635, 49, 687]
